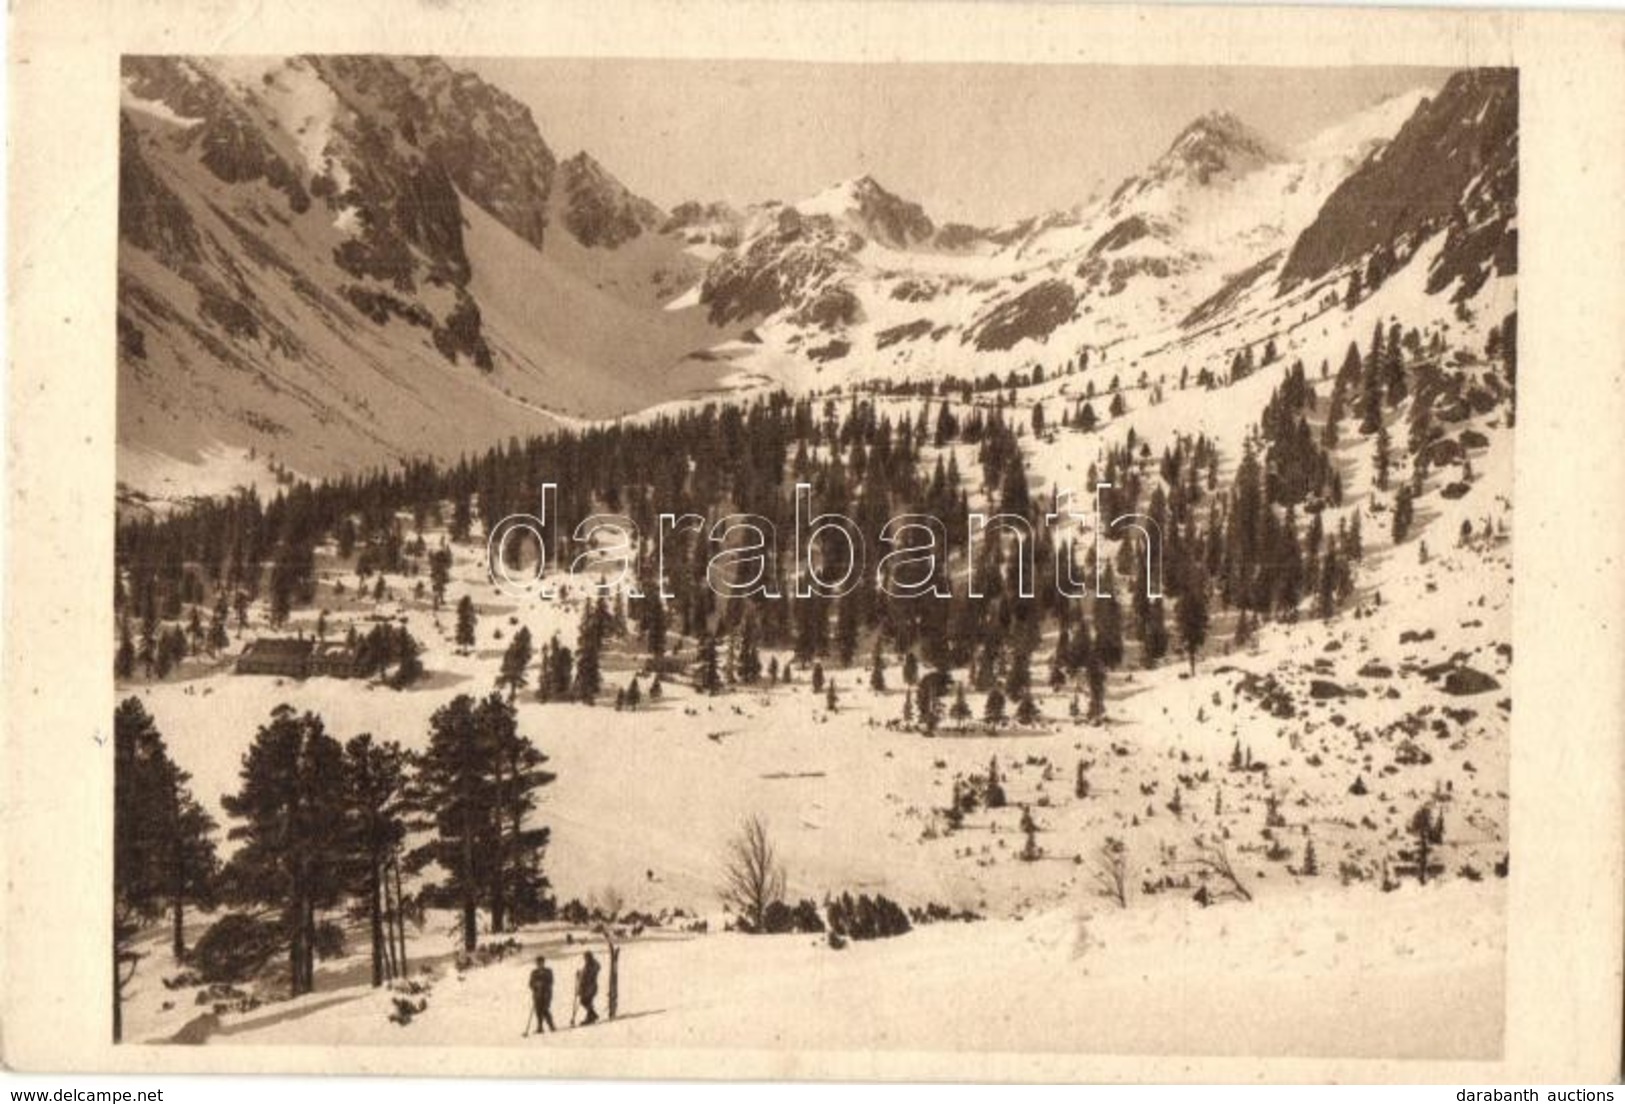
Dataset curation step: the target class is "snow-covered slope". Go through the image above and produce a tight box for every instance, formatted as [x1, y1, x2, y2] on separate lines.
[117, 56, 729, 490]
[112, 65, 1520, 1058]
[687, 88, 1440, 390]
[120, 62, 1512, 499]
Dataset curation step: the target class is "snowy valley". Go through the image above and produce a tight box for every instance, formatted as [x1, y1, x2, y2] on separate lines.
[111, 59, 1517, 1060]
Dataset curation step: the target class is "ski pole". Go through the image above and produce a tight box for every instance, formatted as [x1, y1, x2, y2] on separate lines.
[523, 1005, 535, 1038]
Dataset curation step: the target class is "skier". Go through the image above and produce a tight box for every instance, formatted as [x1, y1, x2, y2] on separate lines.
[528, 955, 557, 1034]
[577, 950, 601, 1025]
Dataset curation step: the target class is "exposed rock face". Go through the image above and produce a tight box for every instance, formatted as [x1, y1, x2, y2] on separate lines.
[835, 176, 936, 250]
[1089, 215, 1158, 256]
[699, 208, 854, 325]
[117, 58, 1518, 486]
[1112, 110, 1284, 204]
[558, 151, 665, 248]
[663, 200, 744, 248]
[1442, 667, 1501, 696]
[1279, 69, 1517, 297]
[964, 280, 1077, 352]
[118, 114, 201, 267]
[685, 87, 1498, 369]
[117, 54, 710, 481]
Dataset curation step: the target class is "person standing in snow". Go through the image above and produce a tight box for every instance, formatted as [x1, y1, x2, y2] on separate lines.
[577, 951, 601, 1024]
[528, 955, 556, 1034]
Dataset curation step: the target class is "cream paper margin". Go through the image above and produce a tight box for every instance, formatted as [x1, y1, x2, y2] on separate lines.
[5, 0, 1623, 1082]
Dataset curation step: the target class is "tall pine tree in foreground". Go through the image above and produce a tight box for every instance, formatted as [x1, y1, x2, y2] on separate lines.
[221, 706, 347, 998]
[113, 697, 217, 1041]
[410, 695, 490, 952]
[409, 694, 554, 949]
[342, 733, 409, 988]
[479, 693, 555, 930]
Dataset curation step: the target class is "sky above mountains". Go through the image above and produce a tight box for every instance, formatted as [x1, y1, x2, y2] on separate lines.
[469, 59, 1452, 226]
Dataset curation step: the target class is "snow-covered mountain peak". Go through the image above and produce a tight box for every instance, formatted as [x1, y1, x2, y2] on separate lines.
[794, 173, 936, 250]
[1154, 109, 1283, 184]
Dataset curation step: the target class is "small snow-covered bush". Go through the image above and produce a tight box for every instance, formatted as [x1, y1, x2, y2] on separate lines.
[825, 891, 911, 941]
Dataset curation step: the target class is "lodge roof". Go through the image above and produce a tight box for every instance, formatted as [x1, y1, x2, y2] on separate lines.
[241, 638, 315, 660]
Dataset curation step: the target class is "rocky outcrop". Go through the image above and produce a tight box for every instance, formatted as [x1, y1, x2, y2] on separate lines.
[1279, 69, 1517, 298]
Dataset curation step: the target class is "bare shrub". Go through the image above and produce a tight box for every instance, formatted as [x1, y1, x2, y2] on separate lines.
[1189, 836, 1253, 904]
[719, 815, 786, 933]
[1093, 837, 1129, 908]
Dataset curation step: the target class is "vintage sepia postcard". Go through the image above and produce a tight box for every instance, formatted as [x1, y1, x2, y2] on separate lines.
[4, 0, 1623, 1085]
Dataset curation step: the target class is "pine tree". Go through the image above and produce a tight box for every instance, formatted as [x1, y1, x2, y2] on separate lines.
[983, 688, 1007, 728]
[1016, 692, 1040, 726]
[115, 620, 135, 679]
[695, 632, 723, 695]
[643, 589, 669, 659]
[868, 641, 887, 692]
[737, 611, 763, 684]
[1085, 655, 1107, 724]
[208, 597, 230, 654]
[1093, 574, 1125, 669]
[985, 756, 1007, 807]
[1359, 324, 1385, 435]
[392, 627, 425, 688]
[574, 601, 605, 704]
[1177, 583, 1210, 676]
[342, 734, 408, 987]
[221, 706, 347, 996]
[834, 594, 859, 666]
[950, 684, 972, 729]
[409, 696, 488, 951]
[825, 679, 840, 713]
[1391, 485, 1416, 543]
[1020, 807, 1041, 861]
[113, 698, 169, 1041]
[1405, 803, 1444, 885]
[1383, 321, 1407, 406]
[918, 675, 945, 736]
[429, 546, 452, 610]
[1141, 598, 1170, 668]
[498, 626, 534, 702]
[406, 696, 553, 943]
[455, 595, 477, 651]
[476, 694, 555, 930]
[114, 698, 218, 1038]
